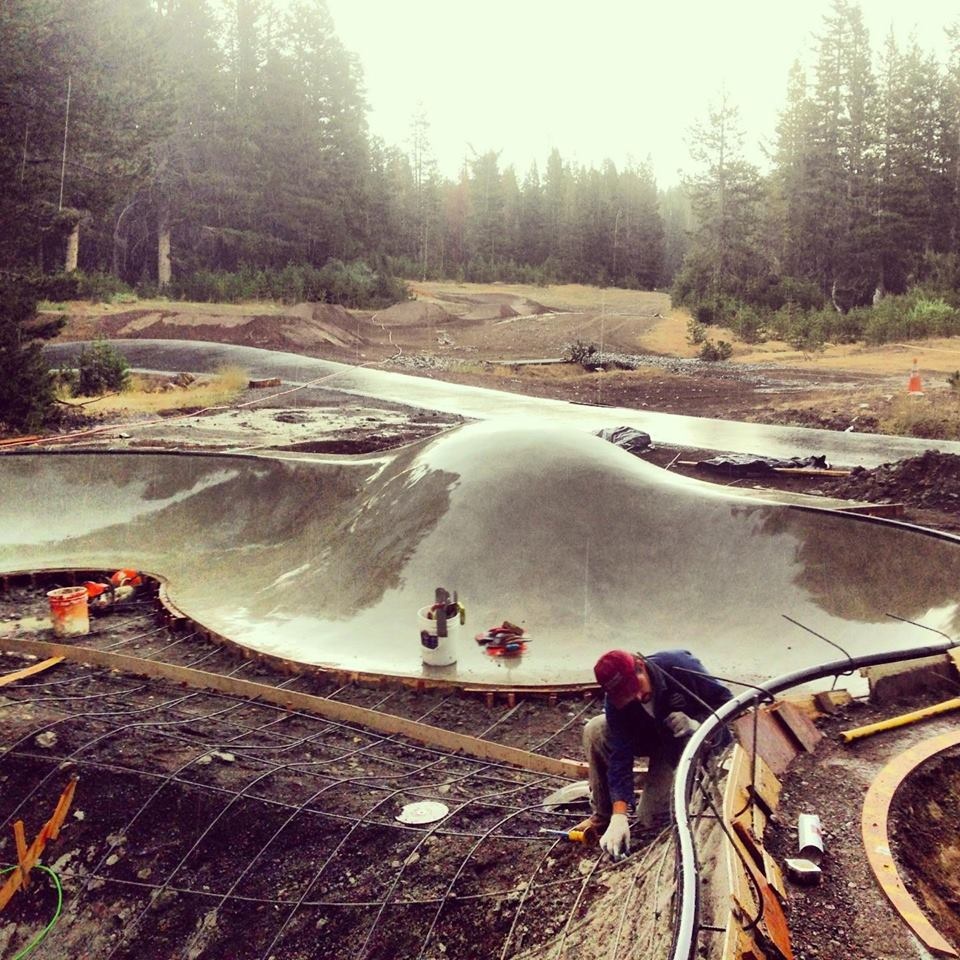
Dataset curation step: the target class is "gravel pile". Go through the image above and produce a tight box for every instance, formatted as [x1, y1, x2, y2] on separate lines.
[823, 450, 960, 510]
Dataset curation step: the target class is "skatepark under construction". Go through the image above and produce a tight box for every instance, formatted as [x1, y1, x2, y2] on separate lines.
[3, 348, 960, 960]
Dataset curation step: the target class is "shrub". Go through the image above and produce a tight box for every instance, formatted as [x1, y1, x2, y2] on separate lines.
[74, 339, 130, 396]
[75, 271, 134, 303]
[906, 298, 959, 338]
[565, 339, 598, 365]
[686, 318, 707, 345]
[699, 340, 733, 362]
[728, 304, 765, 344]
[782, 309, 829, 353]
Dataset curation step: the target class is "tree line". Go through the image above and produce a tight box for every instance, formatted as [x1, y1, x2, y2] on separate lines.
[1, 0, 959, 322]
[679, 1, 960, 347]
[0, 0, 670, 299]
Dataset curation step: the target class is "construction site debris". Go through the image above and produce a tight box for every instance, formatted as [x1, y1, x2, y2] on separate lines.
[784, 857, 822, 884]
[595, 425, 652, 454]
[395, 800, 450, 825]
[475, 621, 529, 657]
[797, 812, 824, 863]
[693, 452, 831, 476]
[823, 450, 960, 511]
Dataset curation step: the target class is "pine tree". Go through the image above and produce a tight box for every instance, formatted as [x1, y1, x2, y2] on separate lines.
[0, 276, 62, 434]
[676, 91, 765, 307]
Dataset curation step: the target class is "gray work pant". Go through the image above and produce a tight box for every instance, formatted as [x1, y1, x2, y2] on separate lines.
[583, 714, 674, 828]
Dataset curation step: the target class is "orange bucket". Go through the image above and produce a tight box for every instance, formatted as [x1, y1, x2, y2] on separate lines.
[47, 586, 90, 637]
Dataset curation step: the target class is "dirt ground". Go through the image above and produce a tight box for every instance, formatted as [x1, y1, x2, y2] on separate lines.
[764, 685, 960, 960]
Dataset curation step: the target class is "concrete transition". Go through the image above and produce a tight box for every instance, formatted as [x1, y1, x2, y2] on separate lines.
[2, 420, 960, 688]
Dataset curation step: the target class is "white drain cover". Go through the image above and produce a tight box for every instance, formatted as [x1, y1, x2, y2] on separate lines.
[396, 800, 449, 824]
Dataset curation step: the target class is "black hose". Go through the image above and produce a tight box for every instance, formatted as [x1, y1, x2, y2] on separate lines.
[669, 637, 957, 960]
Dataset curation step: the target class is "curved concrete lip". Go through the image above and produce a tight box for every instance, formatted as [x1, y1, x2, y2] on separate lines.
[2, 420, 959, 689]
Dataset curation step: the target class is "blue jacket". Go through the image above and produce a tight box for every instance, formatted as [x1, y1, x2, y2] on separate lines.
[603, 649, 733, 807]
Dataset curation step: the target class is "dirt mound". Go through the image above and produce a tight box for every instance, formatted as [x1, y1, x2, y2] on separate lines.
[99, 303, 362, 352]
[461, 303, 519, 321]
[823, 450, 960, 510]
[372, 301, 454, 326]
[468, 294, 552, 315]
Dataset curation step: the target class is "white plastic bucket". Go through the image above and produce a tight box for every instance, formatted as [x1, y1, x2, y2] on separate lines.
[47, 586, 90, 637]
[418, 605, 459, 666]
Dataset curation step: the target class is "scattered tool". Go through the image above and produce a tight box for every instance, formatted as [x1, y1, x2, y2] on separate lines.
[83, 569, 143, 615]
[538, 827, 590, 844]
[475, 621, 529, 657]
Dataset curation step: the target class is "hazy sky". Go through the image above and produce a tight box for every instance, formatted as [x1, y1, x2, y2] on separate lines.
[324, 0, 956, 187]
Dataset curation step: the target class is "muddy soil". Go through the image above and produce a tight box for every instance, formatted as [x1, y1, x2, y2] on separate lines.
[763, 690, 960, 960]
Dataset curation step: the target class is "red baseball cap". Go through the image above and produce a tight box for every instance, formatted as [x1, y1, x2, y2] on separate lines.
[594, 650, 641, 708]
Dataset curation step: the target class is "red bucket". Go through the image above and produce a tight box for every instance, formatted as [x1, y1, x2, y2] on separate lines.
[47, 586, 90, 637]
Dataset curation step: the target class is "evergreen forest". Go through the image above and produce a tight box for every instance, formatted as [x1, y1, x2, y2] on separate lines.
[1, 0, 960, 337]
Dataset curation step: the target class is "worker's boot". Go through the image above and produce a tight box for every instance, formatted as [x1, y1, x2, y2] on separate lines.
[572, 814, 607, 846]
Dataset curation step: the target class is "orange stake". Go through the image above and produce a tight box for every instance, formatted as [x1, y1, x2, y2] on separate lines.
[0, 775, 78, 912]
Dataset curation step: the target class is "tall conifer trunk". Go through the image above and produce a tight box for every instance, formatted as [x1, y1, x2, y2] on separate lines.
[158, 205, 171, 287]
[64, 223, 79, 272]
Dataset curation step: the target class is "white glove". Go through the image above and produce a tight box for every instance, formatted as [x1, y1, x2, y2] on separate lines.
[665, 711, 699, 738]
[599, 812, 630, 859]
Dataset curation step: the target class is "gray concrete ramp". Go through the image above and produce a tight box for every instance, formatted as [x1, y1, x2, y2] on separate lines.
[2, 421, 959, 687]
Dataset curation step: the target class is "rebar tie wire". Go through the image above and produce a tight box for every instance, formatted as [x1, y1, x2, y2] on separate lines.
[3, 641, 581, 958]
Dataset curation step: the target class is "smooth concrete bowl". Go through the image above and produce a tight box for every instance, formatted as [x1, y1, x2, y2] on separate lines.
[2, 420, 959, 688]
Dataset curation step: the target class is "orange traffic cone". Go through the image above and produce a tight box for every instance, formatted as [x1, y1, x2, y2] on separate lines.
[907, 358, 924, 395]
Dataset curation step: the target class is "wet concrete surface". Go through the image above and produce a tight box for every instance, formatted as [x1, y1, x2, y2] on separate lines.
[3, 420, 960, 687]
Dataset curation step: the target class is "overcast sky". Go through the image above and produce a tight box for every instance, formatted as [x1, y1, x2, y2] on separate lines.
[324, 0, 956, 187]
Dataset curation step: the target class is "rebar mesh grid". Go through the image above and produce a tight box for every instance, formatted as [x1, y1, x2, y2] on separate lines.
[0, 589, 692, 960]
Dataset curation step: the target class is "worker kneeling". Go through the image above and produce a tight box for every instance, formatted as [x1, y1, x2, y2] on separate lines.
[581, 649, 733, 860]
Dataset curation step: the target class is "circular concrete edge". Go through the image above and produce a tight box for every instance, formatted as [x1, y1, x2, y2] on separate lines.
[0, 567, 599, 702]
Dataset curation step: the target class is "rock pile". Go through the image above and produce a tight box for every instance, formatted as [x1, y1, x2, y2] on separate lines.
[824, 450, 960, 511]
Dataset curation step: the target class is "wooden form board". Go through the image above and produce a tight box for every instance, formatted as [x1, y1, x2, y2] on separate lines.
[861, 730, 960, 958]
[0, 637, 587, 781]
[732, 701, 822, 776]
[721, 745, 793, 960]
[0, 775, 77, 911]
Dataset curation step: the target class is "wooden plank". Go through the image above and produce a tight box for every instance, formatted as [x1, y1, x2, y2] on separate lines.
[0, 776, 77, 912]
[13, 822, 28, 889]
[772, 701, 822, 754]
[783, 689, 852, 719]
[948, 649, 960, 678]
[732, 709, 800, 776]
[763, 849, 787, 901]
[770, 467, 851, 477]
[752, 754, 782, 813]
[0, 637, 587, 781]
[0, 656, 64, 688]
